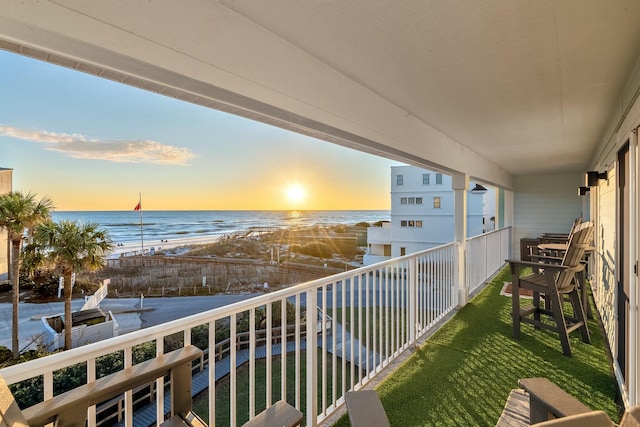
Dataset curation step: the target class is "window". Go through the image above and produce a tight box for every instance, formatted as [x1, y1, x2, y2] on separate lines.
[400, 247, 406, 256]
[433, 197, 441, 208]
[423, 174, 430, 184]
[435, 173, 443, 184]
[408, 220, 415, 227]
[400, 219, 423, 228]
[397, 175, 404, 185]
[401, 220, 407, 226]
[402, 197, 421, 205]
[416, 220, 423, 227]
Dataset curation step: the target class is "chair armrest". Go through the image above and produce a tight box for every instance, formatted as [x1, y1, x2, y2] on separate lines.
[530, 254, 564, 263]
[506, 259, 570, 271]
[533, 411, 614, 427]
[518, 378, 592, 424]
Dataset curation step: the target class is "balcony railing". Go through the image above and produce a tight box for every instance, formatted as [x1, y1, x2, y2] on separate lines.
[0, 227, 511, 426]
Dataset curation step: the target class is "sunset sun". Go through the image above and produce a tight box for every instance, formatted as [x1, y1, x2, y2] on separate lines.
[286, 184, 306, 205]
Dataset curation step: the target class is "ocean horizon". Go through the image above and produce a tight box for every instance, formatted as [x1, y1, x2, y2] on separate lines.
[51, 210, 390, 247]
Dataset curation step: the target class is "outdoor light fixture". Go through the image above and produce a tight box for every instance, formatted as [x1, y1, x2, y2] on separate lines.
[578, 186, 590, 196]
[470, 184, 488, 194]
[586, 170, 608, 187]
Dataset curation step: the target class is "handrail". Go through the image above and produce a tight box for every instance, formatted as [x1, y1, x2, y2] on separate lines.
[0, 227, 511, 427]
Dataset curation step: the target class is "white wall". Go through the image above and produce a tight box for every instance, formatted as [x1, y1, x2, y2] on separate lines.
[384, 166, 485, 258]
[593, 168, 617, 347]
[512, 172, 584, 259]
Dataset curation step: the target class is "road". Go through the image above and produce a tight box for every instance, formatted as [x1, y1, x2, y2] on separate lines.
[0, 294, 263, 351]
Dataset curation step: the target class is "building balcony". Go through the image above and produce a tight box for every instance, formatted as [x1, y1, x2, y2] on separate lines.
[1, 227, 617, 426]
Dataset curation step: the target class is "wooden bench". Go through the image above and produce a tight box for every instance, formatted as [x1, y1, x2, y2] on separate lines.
[1, 345, 205, 427]
[344, 390, 390, 427]
[241, 400, 303, 427]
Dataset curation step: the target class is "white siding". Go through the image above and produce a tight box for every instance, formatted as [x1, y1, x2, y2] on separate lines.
[512, 172, 584, 259]
[594, 168, 617, 347]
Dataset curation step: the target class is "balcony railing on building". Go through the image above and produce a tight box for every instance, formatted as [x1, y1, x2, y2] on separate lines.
[0, 227, 511, 426]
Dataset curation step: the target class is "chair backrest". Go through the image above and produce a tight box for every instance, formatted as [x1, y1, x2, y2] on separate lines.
[556, 221, 593, 291]
[0, 373, 30, 427]
[559, 217, 582, 240]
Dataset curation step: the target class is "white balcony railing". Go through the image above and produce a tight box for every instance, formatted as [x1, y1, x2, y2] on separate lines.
[465, 228, 512, 294]
[0, 227, 511, 427]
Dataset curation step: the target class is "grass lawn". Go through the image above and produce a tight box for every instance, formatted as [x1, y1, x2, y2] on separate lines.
[192, 350, 353, 425]
[332, 267, 622, 426]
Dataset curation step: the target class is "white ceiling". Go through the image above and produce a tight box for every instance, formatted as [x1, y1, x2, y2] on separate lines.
[220, 0, 640, 175]
[2, 0, 640, 180]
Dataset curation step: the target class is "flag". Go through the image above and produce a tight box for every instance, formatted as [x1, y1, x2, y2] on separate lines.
[134, 202, 141, 211]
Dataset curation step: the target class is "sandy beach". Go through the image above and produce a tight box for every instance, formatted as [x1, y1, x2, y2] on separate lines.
[109, 234, 223, 258]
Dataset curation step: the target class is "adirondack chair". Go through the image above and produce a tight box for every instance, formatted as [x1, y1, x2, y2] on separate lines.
[507, 222, 594, 357]
[0, 346, 207, 427]
[497, 378, 640, 426]
[538, 217, 582, 245]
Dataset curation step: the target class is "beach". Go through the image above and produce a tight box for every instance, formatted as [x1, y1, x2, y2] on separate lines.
[109, 233, 223, 258]
[1, 212, 388, 351]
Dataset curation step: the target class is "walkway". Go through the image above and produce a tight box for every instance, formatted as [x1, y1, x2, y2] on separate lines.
[117, 322, 379, 426]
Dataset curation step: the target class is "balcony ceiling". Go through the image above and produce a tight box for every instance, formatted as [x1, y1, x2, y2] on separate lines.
[219, 0, 640, 175]
[2, 1, 640, 181]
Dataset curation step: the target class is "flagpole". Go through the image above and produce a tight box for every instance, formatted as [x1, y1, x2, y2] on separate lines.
[138, 193, 144, 255]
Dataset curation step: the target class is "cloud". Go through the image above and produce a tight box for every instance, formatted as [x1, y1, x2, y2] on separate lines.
[0, 125, 197, 165]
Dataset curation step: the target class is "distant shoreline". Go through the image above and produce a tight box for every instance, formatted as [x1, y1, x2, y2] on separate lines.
[109, 234, 224, 258]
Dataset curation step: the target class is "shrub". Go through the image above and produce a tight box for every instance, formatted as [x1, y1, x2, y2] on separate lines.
[290, 241, 333, 258]
[0, 346, 12, 364]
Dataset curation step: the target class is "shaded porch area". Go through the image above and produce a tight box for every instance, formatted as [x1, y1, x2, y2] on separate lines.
[331, 267, 621, 426]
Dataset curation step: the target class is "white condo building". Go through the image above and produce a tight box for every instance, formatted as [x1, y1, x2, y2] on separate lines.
[364, 166, 494, 265]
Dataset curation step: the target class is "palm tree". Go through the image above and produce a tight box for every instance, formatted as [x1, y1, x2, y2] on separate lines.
[0, 192, 54, 358]
[34, 220, 113, 350]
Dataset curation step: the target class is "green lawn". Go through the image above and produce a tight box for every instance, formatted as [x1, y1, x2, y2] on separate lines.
[192, 350, 353, 425]
[333, 267, 622, 426]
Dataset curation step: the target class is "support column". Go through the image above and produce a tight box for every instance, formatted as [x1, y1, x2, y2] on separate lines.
[452, 173, 469, 307]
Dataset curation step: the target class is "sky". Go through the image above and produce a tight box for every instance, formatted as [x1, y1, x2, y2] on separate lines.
[0, 50, 401, 211]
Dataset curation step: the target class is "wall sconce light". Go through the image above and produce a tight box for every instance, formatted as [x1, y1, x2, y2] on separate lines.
[470, 184, 488, 194]
[586, 171, 608, 187]
[578, 186, 590, 196]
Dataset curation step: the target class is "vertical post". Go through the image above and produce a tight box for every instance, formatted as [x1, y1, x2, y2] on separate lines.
[87, 359, 96, 426]
[409, 255, 417, 345]
[629, 128, 638, 406]
[452, 173, 469, 307]
[306, 289, 318, 427]
[124, 347, 133, 426]
[138, 193, 144, 254]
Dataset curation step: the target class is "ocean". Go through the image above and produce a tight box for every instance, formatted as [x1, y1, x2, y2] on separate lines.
[51, 210, 390, 247]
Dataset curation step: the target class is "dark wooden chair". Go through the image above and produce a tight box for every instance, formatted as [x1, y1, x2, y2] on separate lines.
[538, 217, 582, 245]
[497, 378, 640, 426]
[344, 390, 390, 427]
[507, 222, 594, 357]
[0, 346, 206, 427]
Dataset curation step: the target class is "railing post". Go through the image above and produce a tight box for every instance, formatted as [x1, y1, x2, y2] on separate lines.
[453, 243, 467, 306]
[453, 173, 469, 307]
[306, 289, 318, 427]
[409, 256, 417, 345]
